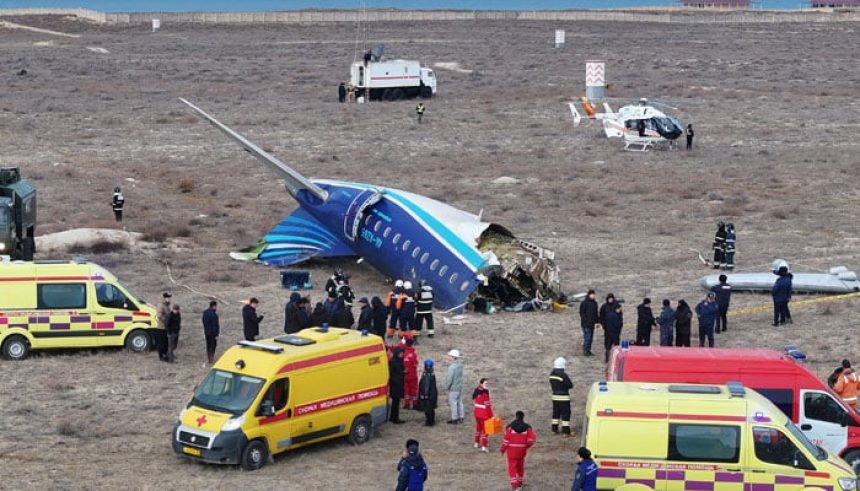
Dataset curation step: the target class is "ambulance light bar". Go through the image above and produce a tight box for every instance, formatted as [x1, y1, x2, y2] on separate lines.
[237, 340, 284, 354]
[727, 381, 746, 397]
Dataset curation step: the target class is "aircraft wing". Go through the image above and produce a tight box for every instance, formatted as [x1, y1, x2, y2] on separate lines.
[179, 98, 329, 202]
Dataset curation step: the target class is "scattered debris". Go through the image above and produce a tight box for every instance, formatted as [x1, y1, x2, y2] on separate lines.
[700, 260, 860, 294]
[0, 20, 81, 38]
[16, 69, 27, 76]
[491, 176, 521, 185]
[86, 47, 110, 54]
[433, 62, 473, 74]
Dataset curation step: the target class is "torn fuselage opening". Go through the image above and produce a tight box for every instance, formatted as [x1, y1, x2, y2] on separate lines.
[473, 225, 561, 307]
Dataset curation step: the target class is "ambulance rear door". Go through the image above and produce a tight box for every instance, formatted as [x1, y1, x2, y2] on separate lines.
[799, 389, 849, 455]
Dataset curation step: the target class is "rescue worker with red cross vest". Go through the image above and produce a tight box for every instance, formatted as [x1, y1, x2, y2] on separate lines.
[549, 357, 574, 435]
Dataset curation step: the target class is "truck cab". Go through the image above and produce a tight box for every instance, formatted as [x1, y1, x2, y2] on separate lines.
[0, 167, 36, 260]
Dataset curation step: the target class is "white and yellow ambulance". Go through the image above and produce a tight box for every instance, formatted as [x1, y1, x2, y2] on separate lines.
[0, 259, 159, 360]
[173, 327, 389, 470]
[583, 381, 857, 491]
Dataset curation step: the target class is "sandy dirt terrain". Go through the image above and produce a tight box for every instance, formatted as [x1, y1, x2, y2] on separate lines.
[0, 14, 859, 490]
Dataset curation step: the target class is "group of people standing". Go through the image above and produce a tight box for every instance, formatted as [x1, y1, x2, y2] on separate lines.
[578, 276, 736, 360]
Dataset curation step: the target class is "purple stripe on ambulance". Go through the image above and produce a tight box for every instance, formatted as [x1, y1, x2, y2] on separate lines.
[71, 316, 91, 322]
[774, 476, 804, 484]
[50, 323, 70, 330]
[685, 481, 715, 491]
[715, 472, 744, 482]
[598, 468, 626, 479]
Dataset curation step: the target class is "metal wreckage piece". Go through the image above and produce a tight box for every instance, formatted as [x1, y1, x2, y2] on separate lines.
[474, 227, 561, 306]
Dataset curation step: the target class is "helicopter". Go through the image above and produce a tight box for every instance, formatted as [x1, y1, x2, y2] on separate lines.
[568, 97, 685, 150]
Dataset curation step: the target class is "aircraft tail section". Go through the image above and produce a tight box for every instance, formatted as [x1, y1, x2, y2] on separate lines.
[179, 98, 329, 202]
[234, 208, 355, 266]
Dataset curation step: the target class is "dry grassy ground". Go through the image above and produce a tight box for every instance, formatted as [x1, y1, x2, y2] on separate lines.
[0, 15, 859, 490]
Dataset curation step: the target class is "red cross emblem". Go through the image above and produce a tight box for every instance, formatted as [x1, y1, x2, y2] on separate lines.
[196, 415, 207, 427]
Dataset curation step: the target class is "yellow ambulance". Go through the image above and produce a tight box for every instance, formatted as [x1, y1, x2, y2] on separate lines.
[583, 381, 857, 491]
[172, 327, 389, 470]
[0, 259, 159, 360]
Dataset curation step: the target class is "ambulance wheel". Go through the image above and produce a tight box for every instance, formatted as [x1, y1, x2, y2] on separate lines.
[241, 439, 268, 471]
[420, 86, 432, 99]
[390, 88, 404, 101]
[843, 449, 860, 475]
[382, 89, 393, 101]
[125, 330, 150, 353]
[348, 415, 372, 445]
[2, 335, 30, 361]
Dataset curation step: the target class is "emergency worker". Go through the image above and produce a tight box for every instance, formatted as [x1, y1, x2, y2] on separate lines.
[111, 186, 125, 222]
[398, 281, 417, 337]
[724, 223, 736, 270]
[387, 280, 405, 338]
[713, 221, 727, 270]
[324, 268, 344, 299]
[416, 103, 426, 124]
[357, 297, 373, 332]
[472, 378, 493, 452]
[500, 410, 536, 491]
[415, 282, 435, 337]
[549, 357, 573, 435]
[835, 359, 860, 408]
[571, 447, 598, 491]
[402, 337, 419, 410]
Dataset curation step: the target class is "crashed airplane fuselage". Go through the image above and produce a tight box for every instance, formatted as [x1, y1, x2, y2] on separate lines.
[181, 99, 560, 310]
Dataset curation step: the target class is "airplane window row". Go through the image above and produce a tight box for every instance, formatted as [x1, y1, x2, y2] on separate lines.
[366, 214, 471, 293]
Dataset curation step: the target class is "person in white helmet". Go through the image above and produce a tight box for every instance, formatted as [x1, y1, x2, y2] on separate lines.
[445, 349, 464, 424]
[386, 280, 405, 339]
[399, 280, 417, 338]
[549, 357, 574, 435]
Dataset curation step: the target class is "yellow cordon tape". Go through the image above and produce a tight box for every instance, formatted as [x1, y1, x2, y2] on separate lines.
[728, 291, 860, 317]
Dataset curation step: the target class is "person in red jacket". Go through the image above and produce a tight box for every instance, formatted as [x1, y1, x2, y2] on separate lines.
[402, 336, 420, 409]
[500, 410, 536, 491]
[472, 378, 493, 452]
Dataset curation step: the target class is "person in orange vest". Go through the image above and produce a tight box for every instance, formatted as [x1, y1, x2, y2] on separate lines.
[500, 410, 537, 491]
[386, 280, 404, 339]
[472, 378, 494, 452]
[402, 336, 420, 410]
[834, 359, 860, 408]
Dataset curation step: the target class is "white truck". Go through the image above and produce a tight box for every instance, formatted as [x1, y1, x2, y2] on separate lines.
[349, 59, 436, 101]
